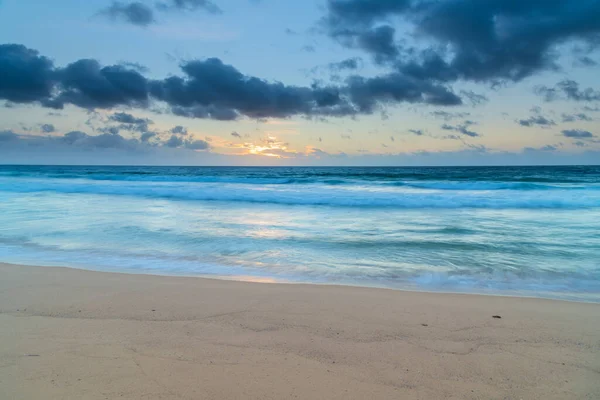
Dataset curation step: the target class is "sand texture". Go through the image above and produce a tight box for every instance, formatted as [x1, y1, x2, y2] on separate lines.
[1, 263, 599, 399]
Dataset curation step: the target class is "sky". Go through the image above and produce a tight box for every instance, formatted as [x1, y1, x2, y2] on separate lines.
[0, 0, 599, 166]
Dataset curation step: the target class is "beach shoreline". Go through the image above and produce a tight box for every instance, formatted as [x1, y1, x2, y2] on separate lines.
[1, 262, 599, 399]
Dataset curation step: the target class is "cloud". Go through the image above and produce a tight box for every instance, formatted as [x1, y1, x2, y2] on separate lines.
[0, 44, 56, 104]
[99, 0, 221, 27]
[460, 90, 489, 106]
[164, 134, 210, 150]
[185, 139, 210, 150]
[524, 145, 558, 152]
[329, 57, 362, 71]
[119, 62, 149, 73]
[561, 129, 595, 139]
[440, 121, 480, 137]
[157, 0, 221, 14]
[99, 126, 121, 135]
[40, 123, 55, 133]
[109, 112, 148, 125]
[535, 80, 600, 102]
[345, 73, 462, 113]
[170, 125, 188, 135]
[109, 112, 152, 132]
[1, 44, 464, 120]
[164, 134, 184, 148]
[2, 130, 599, 166]
[0, 130, 19, 141]
[430, 111, 470, 121]
[518, 115, 556, 127]
[561, 113, 592, 123]
[151, 57, 360, 119]
[140, 131, 157, 142]
[0, 130, 221, 165]
[408, 129, 423, 136]
[324, 0, 600, 84]
[583, 106, 600, 112]
[100, 2, 155, 27]
[231, 131, 242, 139]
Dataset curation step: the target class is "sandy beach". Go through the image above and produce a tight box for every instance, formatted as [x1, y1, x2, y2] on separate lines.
[1, 263, 598, 400]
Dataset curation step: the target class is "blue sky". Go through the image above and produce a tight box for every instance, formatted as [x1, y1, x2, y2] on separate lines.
[0, 0, 599, 165]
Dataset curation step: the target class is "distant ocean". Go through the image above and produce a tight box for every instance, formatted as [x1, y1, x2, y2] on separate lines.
[1, 165, 599, 301]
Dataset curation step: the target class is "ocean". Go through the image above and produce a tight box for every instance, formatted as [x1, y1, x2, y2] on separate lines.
[1, 165, 599, 301]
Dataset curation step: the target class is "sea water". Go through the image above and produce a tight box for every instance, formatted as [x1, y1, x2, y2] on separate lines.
[1, 165, 599, 301]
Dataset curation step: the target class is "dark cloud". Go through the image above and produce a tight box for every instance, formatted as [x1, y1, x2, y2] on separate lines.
[109, 112, 148, 125]
[100, 2, 155, 27]
[157, 0, 221, 14]
[171, 104, 239, 120]
[460, 90, 489, 106]
[518, 115, 556, 127]
[326, 0, 412, 30]
[575, 56, 598, 67]
[164, 134, 210, 150]
[40, 123, 55, 133]
[329, 57, 362, 71]
[109, 112, 152, 132]
[60, 130, 139, 149]
[408, 129, 423, 136]
[0, 44, 56, 104]
[100, 0, 221, 27]
[345, 73, 462, 113]
[0, 130, 19, 141]
[99, 126, 121, 135]
[231, 131, 242, 139]
[165, 134, 184, 148]
[151, 57, 356, 119]
[562, 129, 595, 139]
[52, 60, 150, 109]
[430, 111, 470, 121]
[440, 121, 480, 137]
[325, 0, 600, 84]
[170, 125, 188, 135]
[535, 80, 600, 102]
[185, 139, 210, 150]
[355, 25, 399, 64]
[561, 113, 592, 122]
[1, 44, 464, 120]
[140, 131, 157, 142]
[0, 130, 213, 163]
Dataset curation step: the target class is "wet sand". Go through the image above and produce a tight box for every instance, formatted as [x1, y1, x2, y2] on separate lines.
[1, 262, 599, 399]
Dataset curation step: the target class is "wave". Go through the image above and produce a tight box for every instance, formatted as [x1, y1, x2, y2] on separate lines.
[397, 181, 599, 190]
[1, 239, 599, 302]
[2, 177, 600, 209]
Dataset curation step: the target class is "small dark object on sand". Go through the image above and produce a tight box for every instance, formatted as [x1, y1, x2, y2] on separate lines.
[492, 315, 502, 319]
[421, 323, 428, 327]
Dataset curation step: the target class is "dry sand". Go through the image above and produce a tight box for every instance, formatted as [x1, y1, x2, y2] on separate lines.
[0, 263, 599, 399]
